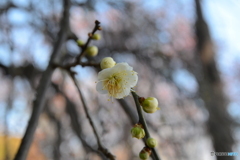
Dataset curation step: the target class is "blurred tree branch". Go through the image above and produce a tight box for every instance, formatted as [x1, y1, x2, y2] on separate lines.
[117, 99, 138, 125]
[44, 105, 62, 160]
[50, 83, 107, 159]
[14, 0, 71, 159]
[53, 19, 115, 159]
[65, 94, 107, 160]
[69, 72, 116, 160]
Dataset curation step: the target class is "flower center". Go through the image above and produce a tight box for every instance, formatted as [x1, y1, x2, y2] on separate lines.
[103, 73, 124, 96]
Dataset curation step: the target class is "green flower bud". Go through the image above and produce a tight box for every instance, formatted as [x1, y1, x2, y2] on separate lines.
[141, 97, 160, 113]
[131, 124, 145, 139]
[76, 40, 85, 46]
[86, 46, 98, 57]
[139, 147, 151, 160]
[146, 138, 157, 148]
[92, 34, 101, 40]
[100, 57, 116, 69]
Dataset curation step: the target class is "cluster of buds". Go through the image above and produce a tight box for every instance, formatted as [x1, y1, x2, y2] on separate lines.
[131, 124, 157, 159]
[76, 20, 102, 57]
[138, 138, 157, 160]
[134, 97, 159, 159]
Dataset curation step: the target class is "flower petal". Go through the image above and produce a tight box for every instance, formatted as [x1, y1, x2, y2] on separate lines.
[112, 63, 133, 72]
[125, 71, 138, 87]
[117, 70, 138, 89]
[97, 67, 113, 80]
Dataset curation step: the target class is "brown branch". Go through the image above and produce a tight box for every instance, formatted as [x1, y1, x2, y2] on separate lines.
[131, 91, 161, 160]
[53, 19, 108, 159]
[13, 0, 71, 160]
[62, 21, 101, 69]
[69, 72, 116, 160]
[76, 20, 101, 61]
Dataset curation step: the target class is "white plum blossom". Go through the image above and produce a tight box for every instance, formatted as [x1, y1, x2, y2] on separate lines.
[96, 62, 138, 99]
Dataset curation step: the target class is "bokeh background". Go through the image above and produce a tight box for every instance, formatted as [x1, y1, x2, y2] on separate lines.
[0, 0, 240, 160]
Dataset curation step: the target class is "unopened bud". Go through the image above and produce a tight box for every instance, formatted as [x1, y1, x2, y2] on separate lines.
[139, 147, 151, 160]
[76, 40, 85, 46]
[141, 97, 160, 113]
[86, 46, 98, 57]
[100, 57, 116, 69]
[131, 124, 145, 139]
[146, 138, 157, 148]
[92, 34, 101, 40]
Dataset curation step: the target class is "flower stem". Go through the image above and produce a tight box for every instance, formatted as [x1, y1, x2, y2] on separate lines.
[131, 91, 161, 160]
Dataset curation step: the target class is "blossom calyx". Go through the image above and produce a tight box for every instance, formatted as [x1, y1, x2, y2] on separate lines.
[146, 137, 157, 148]
[100, 57, 116, 69]
[92, 34, 101, 40]
[131, 124, 145, 139]
[139, 147, 151, 160]
[140, 97, 160, 113]
[86, 46, 98, 57]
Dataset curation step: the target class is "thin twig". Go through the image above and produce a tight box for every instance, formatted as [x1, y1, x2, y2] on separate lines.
[14, 0, 71, 160]
[65, 95, 107, 160]
[77, 20, 101, 61]
[62, 21, 101, 69]
[131, 91, 161, 160]
[69, 72, 116, 160]
[51, 83, 107, 159]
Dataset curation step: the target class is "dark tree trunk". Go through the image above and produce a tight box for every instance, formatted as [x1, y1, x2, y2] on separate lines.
[194, 0, 235, 160]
